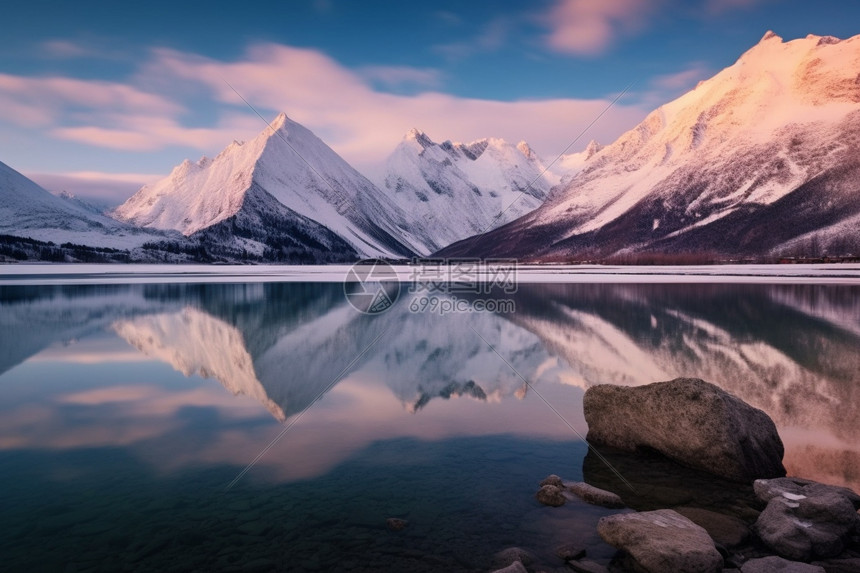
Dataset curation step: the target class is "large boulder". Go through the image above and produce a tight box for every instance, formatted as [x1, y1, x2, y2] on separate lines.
[584, 378, 786, 482]
[753, 477, 860, 561]
[597, 509, 723, 573]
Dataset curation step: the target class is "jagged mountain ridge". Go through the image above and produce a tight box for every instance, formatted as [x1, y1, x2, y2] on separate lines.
[438, 32, 860, 261]
[379, 129, 558, 254]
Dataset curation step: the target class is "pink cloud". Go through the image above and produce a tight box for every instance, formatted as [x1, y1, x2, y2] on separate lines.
[652, 62, 711, 91]
[146, 43, 647, 168]
[0, 42, 648, 175]
[0, 73, 182, 128]
[543, 0, 658, 56]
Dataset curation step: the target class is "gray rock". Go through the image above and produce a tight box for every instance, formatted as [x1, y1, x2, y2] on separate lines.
[536, 484, 566, 507]
[754, 477, 860, 510]
[673, 507, 750, 547]
[540, 474, 564, 488]
[554, 541, 586, 561]
[753, 478, 859, 560]
[490, 562, 528, 573]
[597, 509, 723, 573]
[584, 378, 786, 482]
[740, 556, 825, 572]
[567, 482, 625, 509]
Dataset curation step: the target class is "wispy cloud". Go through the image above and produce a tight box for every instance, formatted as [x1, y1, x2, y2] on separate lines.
[434, 10, 463, 27]
[357, 65, 442, 90]
[432, 17, 513, 61]
[542, 0, 659, 56]
[41, 39, 95, 59]
[40, 38, 130, 61]
[0, 73, 182, 128]
[0, 41, 647, 173]
[148, 42, 646, 166]
[652, 62, 711, 92]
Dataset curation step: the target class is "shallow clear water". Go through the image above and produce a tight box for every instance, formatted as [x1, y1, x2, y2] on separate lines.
[0, 280, 858, 572]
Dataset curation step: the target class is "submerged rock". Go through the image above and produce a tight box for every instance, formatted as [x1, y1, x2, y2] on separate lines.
[385, 518, 408, 531]
[566, 482, 625, 509]
[581, 447, 761, 520]
[535, 484, 566, 507]
[489, 561, 527, 573]
[492, 546, 534, 569]
[753, 477, 860, 560]
[584, 378, 786, 482]
[566, 558, 609, 573]
[597, 509, 723, 573]
[740, 555, 825, 572]
[554, 540, 586, 561]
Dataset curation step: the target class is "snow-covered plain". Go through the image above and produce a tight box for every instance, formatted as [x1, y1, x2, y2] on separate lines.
[1, 263, 858, 285]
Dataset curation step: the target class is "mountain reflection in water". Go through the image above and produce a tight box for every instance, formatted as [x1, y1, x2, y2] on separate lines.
[1, 281, 858, 490]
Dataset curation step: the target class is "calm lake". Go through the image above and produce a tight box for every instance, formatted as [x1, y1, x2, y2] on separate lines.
[1, 268, 859, 572]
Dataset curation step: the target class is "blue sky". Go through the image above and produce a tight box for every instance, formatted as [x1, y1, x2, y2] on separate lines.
[2, 0, 859, 203]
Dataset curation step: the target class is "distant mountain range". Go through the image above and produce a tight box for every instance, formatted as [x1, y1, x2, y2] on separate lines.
[2, 31, 859, 263]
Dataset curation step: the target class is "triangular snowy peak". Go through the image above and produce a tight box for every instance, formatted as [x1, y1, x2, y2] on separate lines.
[115, 113, 416, 260]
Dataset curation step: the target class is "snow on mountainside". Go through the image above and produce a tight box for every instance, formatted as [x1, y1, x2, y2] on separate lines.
[114, 113, 415, 260]
[380, 129, 557, 254]
[0, 160, 158, 249]
[439, 32, 860, 260]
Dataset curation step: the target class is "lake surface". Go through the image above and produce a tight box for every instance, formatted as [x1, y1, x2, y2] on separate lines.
[1, 268, 859, 572]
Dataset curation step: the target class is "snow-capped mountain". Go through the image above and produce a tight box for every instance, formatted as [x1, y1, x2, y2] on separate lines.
[380, 129, 555, 254]
[439, 32, 860, 261]
[0, 160, 157, 249]
[114, 113, 416, 261]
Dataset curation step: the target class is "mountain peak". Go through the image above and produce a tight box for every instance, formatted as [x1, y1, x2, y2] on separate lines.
[584, 139, 604, 159]
[516, 140, 534, 159]
[270, 112, 291, 130]
[404, 128, 433, 149]
[760, 30, 782, 43]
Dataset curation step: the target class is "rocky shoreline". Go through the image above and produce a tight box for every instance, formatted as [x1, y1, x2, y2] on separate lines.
[492, 378, 860, 573]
